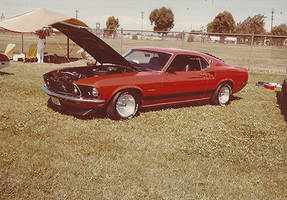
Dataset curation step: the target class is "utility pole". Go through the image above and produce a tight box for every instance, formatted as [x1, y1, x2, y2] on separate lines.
[271, 8, 274, 31]
[140, 11, 144, 32]
[0, 12, 5, 21]
[75, 9, 79, 19]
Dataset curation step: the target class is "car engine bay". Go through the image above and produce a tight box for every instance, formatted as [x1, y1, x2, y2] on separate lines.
[43, 64, 134, 95]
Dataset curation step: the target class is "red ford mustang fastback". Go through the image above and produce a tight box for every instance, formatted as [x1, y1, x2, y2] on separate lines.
[42, 22, 248, 120]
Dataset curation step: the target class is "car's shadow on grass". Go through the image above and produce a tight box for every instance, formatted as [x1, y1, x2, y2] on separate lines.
[47, 95, 243, 120]
[47, 100, 106, 120]
[0, 71, 14, 75]
[141, 95, 243, 113]
[230, 95, 242, 101]
[141, 100, 210, 113]
[276, 91, 287, 122]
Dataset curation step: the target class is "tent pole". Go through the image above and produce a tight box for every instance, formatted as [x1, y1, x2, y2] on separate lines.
[67, 36, 69, 59]
[21, 33, 24, 53]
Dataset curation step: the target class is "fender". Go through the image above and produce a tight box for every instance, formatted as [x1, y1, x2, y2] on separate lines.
[108, 85, 144, 102]
[216, 79, 235, 90]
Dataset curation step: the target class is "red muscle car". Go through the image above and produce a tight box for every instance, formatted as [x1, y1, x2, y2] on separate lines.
[41, 22, 248, 120]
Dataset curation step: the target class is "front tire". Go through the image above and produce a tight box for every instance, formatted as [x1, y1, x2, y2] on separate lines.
[212, 83, 232, 106]
[106, 90, 140, 120]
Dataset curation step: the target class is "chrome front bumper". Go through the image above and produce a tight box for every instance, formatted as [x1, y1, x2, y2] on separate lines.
[41, 86, 105, 103]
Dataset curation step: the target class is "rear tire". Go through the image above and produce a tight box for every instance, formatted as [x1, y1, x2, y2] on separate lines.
[212, 83, 232, 106]
[106, 90, 140, 120]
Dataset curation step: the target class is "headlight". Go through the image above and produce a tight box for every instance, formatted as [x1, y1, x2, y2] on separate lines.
[73, 84, 81, 96]
[77, 85, 100, 98]
[91, 88, 99, 97]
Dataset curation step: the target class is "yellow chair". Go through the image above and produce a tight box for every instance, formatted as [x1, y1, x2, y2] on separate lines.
[28, 44, 37, 57]
[4, 43, 16, 56]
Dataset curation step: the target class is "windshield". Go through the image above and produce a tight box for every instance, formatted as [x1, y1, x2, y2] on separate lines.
[124, 49, 172, 71]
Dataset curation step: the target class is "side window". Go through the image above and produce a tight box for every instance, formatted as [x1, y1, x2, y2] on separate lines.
[200, 57, 209, 69]
[168, 55, 209, 72]
[186, 56, 201, 71]
[186, 56, 209, 71]
[168, 55, 189, 72]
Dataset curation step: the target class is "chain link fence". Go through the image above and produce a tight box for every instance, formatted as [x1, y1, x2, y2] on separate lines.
[102, 29, 287, 74]
[1, 28, 287, 74]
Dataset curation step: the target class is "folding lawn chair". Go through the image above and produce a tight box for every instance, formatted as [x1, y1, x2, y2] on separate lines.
[28, 43, 37, 57]
[4, 43, 16, 56]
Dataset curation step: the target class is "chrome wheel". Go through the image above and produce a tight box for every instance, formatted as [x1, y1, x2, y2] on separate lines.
[218, 85, 231, 105]
[116, 93, 137, 118]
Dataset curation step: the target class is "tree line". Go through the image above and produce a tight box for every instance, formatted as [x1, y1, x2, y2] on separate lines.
[105, 7, 287, 43]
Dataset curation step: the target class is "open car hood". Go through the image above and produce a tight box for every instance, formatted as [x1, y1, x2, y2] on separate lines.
[52, 22, 133, 67]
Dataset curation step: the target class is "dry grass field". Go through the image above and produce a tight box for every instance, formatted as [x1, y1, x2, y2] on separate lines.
[1, 33, 287, 199]
[0, 61, 287, 199]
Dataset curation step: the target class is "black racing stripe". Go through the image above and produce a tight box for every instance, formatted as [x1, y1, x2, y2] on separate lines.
[143, 90, 215, 101]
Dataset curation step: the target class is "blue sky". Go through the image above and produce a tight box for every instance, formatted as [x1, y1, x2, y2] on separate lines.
[0, 0, 286, 32]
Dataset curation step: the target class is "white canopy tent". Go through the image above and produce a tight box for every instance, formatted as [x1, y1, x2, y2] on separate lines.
[0, 8, 87, 33]
[0, 8, 87, 56]
[0, 8, 127, 65]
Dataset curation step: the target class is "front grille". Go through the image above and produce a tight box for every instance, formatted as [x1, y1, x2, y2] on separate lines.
[78, 85, 92, 96]
[45, 78, 76, 96]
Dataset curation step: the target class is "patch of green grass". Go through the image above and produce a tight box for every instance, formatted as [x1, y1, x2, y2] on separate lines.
[0, 62, 286, 199]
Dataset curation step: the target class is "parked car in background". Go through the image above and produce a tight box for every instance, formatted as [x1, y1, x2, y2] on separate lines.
[282, 75, 287, 103]
[41, 22, 248, 120]
[0, 53, 9, 69]
[279, 74, 287, 119]
[256, 72, 287, 121]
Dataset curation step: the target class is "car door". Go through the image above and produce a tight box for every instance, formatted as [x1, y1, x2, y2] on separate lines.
[160, 54, 210, 103]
